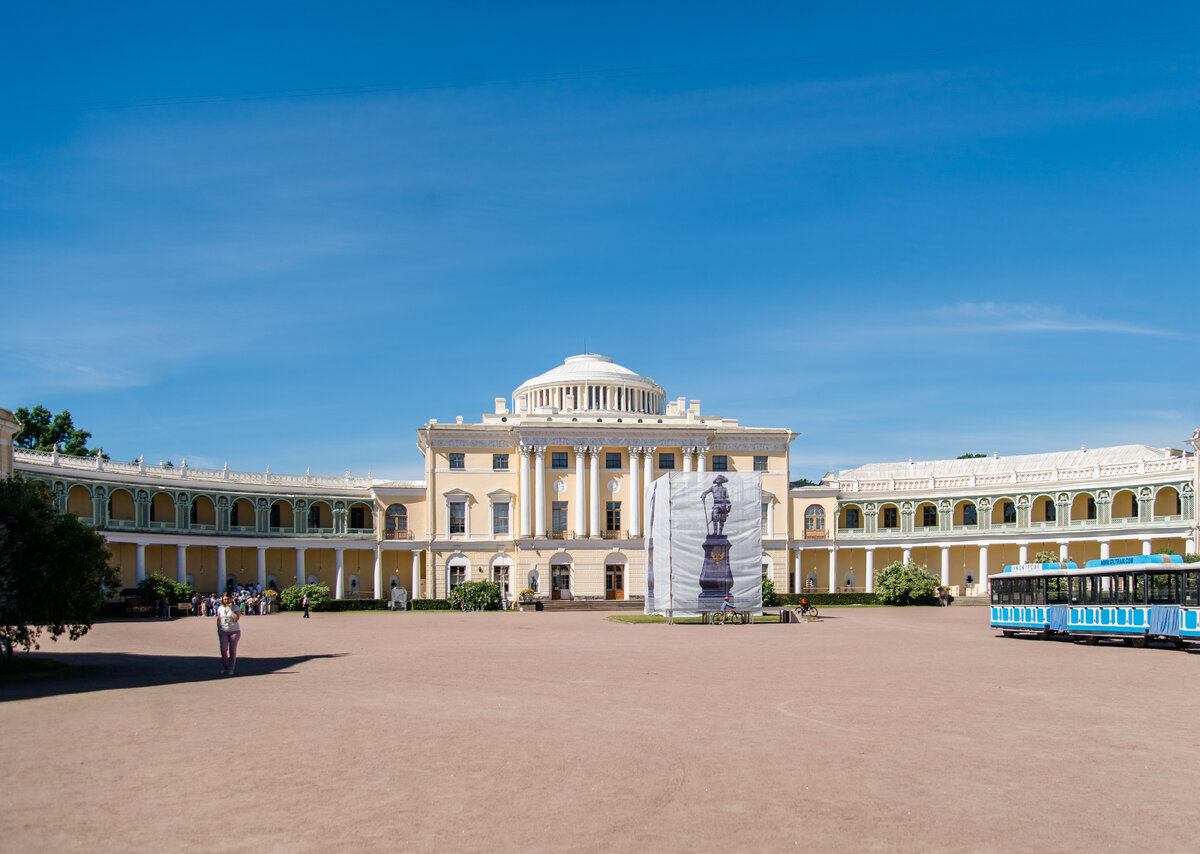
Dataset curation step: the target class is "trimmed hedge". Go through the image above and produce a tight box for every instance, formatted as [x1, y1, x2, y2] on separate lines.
[317, 599, 389, 612]
[411, 598, 454, 611]
[778, 592, 880, 606]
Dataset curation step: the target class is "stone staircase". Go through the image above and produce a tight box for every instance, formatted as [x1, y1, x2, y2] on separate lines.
[534, 598, 644, 612]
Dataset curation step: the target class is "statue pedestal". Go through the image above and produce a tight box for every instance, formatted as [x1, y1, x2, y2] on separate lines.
[698, 533, 733, 605]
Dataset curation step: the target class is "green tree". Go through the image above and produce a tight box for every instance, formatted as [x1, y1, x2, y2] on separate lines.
[14, 406, 106, 458]
[761, 576, 780, 607]
[279, 583, 330, 612]
[874, 560, 939, 606]
[1033, 550, 1058, 564]
[448, 580, 502, 611]
[957, 453, 987, 459]
[138, 572, 193, 605]
[0, 477, 118, 656]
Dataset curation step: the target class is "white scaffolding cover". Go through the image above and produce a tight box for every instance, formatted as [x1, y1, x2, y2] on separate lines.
[645, 472, 763, 618]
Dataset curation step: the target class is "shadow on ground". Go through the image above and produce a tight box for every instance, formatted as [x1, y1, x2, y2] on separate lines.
[0, 651, 347, 701]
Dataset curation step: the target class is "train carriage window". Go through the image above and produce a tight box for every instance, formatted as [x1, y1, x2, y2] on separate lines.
[1148, 573, 1174, 605]
[1046, 576, 1066, 605]
[1186, 572, 1200, 607]
[1099, 575, 1116, 606]
[1069, 576, 1085, 605]
[1033, 576, 1046, 605]
[1132, 573, 1146, 605]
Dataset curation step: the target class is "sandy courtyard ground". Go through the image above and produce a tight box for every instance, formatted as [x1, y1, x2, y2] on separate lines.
[2, 606, 1197, 853]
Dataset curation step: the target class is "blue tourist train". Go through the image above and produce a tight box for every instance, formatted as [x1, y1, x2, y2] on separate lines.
[989, 554, 1200, 648]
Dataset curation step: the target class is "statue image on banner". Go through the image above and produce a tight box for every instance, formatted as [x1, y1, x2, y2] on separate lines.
[698, 475, 734, 605]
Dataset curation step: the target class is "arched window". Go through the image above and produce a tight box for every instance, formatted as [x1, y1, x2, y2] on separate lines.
[386, 504, 408, 538]
[804, 505, 825, 532]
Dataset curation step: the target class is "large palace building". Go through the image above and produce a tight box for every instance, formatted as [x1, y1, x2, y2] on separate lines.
[2, 355, 1198, 601]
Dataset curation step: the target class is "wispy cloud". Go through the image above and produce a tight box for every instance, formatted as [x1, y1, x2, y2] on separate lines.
[931, 302, 1183, 337]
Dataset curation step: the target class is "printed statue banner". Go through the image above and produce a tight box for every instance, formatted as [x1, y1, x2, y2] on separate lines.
[645, 472, 763, 617]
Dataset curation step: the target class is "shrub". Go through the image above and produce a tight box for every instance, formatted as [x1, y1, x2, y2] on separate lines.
[778, 592, 879, 606]
[761, 577, 780, 607]
[279, 584, 331, 612]
[319, 599, 389, 612]
[411, 598, 453, 611]
[874, 561, 939, 606]
[138, 572, 193, 605]
[448, 581, 501, 611]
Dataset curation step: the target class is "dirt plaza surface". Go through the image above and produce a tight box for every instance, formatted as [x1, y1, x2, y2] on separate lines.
[2, 606, 1198, 853]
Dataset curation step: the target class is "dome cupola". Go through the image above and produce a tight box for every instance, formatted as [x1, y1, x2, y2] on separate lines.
[512, 354, 665, 416]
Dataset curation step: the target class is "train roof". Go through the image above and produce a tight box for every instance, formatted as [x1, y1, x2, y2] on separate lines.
[990, 554, 1200, 579]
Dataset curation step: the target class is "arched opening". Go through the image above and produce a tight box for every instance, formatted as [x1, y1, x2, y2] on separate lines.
[879, 503, 900, 529]
[1112, 490, 1138, 520]
[491, 556, 513, 603]
[385, 504, 409, 539]
[348, 574, 361, 597]
[191, 495, 216, 527]
[266, 574, 279, 590]
[805, 573, 818, 590]
[231, 498, 255, 529]
[67, 485, 92, 519]
[308, 501, 332, 531]
[1154, 486, 1181, 518]
[348, 502, 374, 532]
[270, 500, 294, 530]
[150, 492, 175, 525]
[602, 553, 626, 601]
[108, 489, 135, 522]
[550, 554, 572, 601]
[992, 499, 1016, 525]
[1033, 495, 1056, 523]
[916, 502, 938, 528]
[804, 505, 826, 536]
[1071, 493, 1096, 521]
[953, 501, 977, 526]
[446, 556, 469, 596]
[840, 504, 861, 530]
[761, 553, 774, 582]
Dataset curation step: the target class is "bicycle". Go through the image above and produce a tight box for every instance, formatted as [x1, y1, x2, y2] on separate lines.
[713, 598, 745, 625]
[795, 600, 819, 619]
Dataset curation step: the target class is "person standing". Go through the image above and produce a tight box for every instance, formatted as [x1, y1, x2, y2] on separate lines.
[216, 593, 241, 675]
[302, 593, 310, 619]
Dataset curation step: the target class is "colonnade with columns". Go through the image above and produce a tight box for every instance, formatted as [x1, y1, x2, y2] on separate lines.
[793, 533, 1197, 594]
[518, 444, 711, 539]
[117, 537, 424, 600]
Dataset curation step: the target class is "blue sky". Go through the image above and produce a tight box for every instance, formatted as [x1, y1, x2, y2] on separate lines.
[2, 3, 1198, 482]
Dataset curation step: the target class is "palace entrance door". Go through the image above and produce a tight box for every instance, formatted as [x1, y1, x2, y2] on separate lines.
[551, 565, 572, 600]
[605, 564, 624, 600]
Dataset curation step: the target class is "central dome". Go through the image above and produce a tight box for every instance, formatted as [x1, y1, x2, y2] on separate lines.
[513, 354, 665, 416]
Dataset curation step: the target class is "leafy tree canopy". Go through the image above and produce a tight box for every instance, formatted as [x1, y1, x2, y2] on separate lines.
[14, 406, 105, 458]
[874, 560, 939, 606]
[138, 572, 193, 605]
[0, 477, 118, 656]
[789, 478, 817, 487]
[279, 583, 330, 612]
[956, 453, 988, 459]
[448, 580, 502, 611]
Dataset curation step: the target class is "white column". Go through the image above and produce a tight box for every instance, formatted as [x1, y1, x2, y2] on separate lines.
[176, 544, 187, 585]
[589, 448, 601, 537]
[682, 447, 693, 473]
[1019, 544, 1028, 564]
[1187, 537, 1195, 554]
[1100, 540, 1111, 560]
[574, 446, 587, 537]
[335, 548, 345, 599]
[256, 546, 267, 590]
[217, 545, 228, 592]
[1142, 539, 1152, 555]
[793, 551, 802, 594]
[865, 548, 875, 593]
[135, 543, 146, 584]
[829, 548, 838, 593]
[978, 545, 989, 593]
[629, 447, 641, 537]
[765, 499, 774, 538]
[1059, 542, 1069, 563]
[295, 547, 306, 587]
[902, 546, 912, 564]
[533, 446, 547, 538]
[519, 445, 531, 537]
[940, 546, 950, 587]
[374, 545, 383, 599]
[643, 448, 654, 496]
[697, 449, 707, 473]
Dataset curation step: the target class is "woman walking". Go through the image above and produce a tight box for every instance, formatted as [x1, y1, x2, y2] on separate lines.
[216, 593, 242, 675]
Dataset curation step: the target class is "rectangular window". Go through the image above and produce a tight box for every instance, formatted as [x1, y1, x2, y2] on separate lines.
[658, 453, 675, 470]
[711, 455, 728, 472]
[190, 501, 198, 524]
[882, 507, 898, 528]
[845, 508, 860, 529]
[962, 504, 977, 526]
[922, 506, 937, 527]
[449, 453, 465, 470]
[449, 502, 465, 534]
[551, 501, 568, 532]
[349, 506, 366, 529]
[605, 452, 622, 469]
[449, 565, 466, 589]
[230, 504, 240, 527]
[606, 501, 621, 532]
[1002, 502, 1016, 524]
[308, 505, 319, 528]
[493, 454, 509, 471]
[492, 502, 509, 535]
[753, 456, 768, 472]
[551, 452, 568, 469]
[761, 503, 769, 524]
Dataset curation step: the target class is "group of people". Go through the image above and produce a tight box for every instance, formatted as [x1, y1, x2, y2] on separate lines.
[191, 586, 274, 618]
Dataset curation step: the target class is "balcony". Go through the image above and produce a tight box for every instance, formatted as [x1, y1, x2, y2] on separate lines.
[384, 529, 414, 540]
[804, 528, 828, 539]
[602, 530, 623, 539]
[547, 530, 569, 540]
